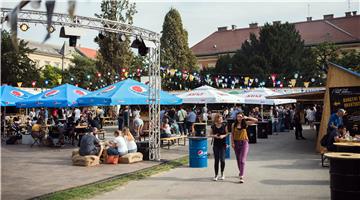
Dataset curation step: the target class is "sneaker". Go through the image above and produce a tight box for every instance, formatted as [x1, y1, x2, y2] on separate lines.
[239, 176, 244, 183]
[213, 176, 218, 181]
[219, 175, 225, 180]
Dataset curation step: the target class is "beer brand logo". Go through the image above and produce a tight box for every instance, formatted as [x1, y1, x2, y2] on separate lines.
[74, 90, 87, 96]
[10, 90, 24, 97]
[101, 85, 116, 93]
[197, 150, 204, 156]
[43, 90, 59, 98]
[130, 85, 147, 94]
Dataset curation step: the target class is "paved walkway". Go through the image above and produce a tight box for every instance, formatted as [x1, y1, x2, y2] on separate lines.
[92, 127, 330, 200]
[1, 126, 187, 200]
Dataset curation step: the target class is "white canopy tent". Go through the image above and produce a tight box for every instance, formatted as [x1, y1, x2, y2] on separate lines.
[239, 88, 296, 105]
[177, 85, 245, 104]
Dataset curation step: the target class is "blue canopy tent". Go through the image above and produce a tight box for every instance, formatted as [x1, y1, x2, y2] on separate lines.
[1, 85, 34, 135]
[77, 79, 182, 106]
[1, 85, 33, 106]
[16, 84, 90, 108]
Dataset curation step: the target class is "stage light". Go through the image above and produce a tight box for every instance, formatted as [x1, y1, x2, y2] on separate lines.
[19, 23, 29, 31]
[131, 36, 155, 56]
[118, 33, 126, 42]
[47, 25, 55, 33]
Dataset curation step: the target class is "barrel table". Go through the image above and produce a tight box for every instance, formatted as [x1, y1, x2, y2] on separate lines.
[334, 142, 360, 153]
[324, 152, 360, 200]
[189, 137, 208, 168]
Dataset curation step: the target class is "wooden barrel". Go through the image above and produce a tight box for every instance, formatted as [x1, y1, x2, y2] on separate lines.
[325, 153, 360, 200]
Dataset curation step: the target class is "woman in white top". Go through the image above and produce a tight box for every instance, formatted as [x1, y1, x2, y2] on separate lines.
[112, 130, 128, 156]
[122, 127, 137, 153]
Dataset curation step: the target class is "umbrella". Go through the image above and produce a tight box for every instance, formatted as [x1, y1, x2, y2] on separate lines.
[16, 84, 90, 108]
[1, 85, 33, 106]
[240, 88, 296, 105]
[77, 79, 182, 106]
[177, 85, 245, 104]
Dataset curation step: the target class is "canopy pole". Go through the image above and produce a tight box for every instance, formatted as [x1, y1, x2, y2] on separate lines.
[261, 104, 264, 121]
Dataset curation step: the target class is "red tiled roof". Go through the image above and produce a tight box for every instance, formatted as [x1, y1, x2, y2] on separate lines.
[191, 15, 360, 56]
[77, 47, 98, 59]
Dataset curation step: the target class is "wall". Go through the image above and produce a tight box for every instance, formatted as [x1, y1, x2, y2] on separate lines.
[28, 53, 73, 70]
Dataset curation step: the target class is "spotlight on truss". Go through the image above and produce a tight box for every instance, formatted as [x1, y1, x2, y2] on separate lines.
[19, 23, 29, 31]
[131, 36, 156, 56]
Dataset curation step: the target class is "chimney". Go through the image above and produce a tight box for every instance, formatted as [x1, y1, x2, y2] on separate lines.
[231, 25, 237, 30]
[217, 26, 228, 32]
[323, 14, 334, 20]
[273, 20, 281, 25]
[306, 17, 312, 21]
[353, 11, 357, 16]
[249, 23, 258, 28]
[345, 11, 352, 17]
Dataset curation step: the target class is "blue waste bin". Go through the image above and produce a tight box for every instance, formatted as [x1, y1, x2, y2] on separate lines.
[189, 137, 208, 168]
[225, 134, 230, 159]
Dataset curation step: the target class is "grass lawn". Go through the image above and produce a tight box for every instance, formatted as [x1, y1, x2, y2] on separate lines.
[36, 156, 188, 200]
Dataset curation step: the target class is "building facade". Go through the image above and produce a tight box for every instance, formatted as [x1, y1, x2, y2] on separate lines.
[27, 41, 97, 70]
[191, 12, 360, 70]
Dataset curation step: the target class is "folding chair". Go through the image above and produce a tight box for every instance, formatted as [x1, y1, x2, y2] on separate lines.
[30, 132, 43, 147]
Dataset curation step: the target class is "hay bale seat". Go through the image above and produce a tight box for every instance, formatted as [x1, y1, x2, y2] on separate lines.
[118, 152, 143, 164]
[71, 146, 104, 167]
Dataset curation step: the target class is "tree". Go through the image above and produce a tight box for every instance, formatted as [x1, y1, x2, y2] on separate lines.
[1, 30, 41, 87]
[335, 49, 360, 72]
[160, 8, 197, 71]
[312, 42, 338, 72]
[63, 54, 98, 90]
[217, 22, 320, 86]
[94, 0, 137, 84]
[40, 65, 62, 88]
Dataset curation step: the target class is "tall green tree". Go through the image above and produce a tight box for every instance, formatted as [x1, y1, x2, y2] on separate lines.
[1, 30, 41, 87]
[334, 49, 360, 72]
[40, 65, 62, 88]
[94, 0, 137, 84]
[312, 42, 338, 72]
[216, 22, 320, 85]
[64, 54, 98, 90]
[160, 8, 197, 71]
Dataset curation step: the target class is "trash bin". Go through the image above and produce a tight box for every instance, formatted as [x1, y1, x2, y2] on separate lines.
[225, 134, 231, 159]
[136, 141, 149, 160]
[247, 125, 257, 143]
[194, 123, 207, 137]
[257, 121, 268, 139]
[189, 137, 208, 168]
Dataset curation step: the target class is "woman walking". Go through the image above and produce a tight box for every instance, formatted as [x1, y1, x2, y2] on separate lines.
[231, 112, 258, 183]
[210, 114, 228, 181]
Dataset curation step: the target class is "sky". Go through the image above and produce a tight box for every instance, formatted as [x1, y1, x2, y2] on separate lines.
[1, 0, 359, 49]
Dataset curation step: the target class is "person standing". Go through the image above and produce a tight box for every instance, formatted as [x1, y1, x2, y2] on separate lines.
[123, 106, 130, 128]
[210, 114, 228, 181]
[74, 108, 81, 122]
[177, 106, 187, 135]
[294, 109, 306, 140]
[117, 108, 124, 130]
[186, 108, 196, 135]
[231, 112, 258, 183]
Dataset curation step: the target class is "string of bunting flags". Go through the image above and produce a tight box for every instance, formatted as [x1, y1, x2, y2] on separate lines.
[17, 67, 325, 91]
